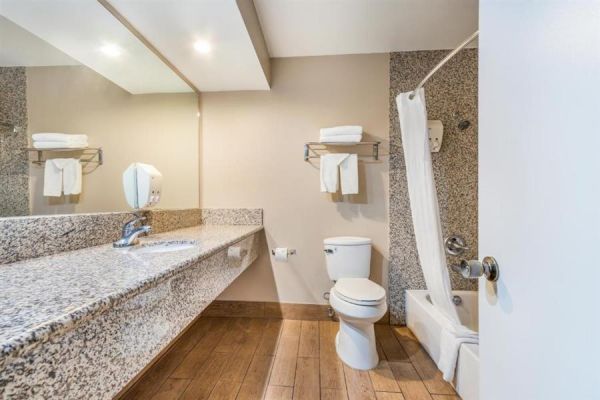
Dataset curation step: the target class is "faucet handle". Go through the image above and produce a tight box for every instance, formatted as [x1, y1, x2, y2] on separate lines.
[123, 214, 147, 234]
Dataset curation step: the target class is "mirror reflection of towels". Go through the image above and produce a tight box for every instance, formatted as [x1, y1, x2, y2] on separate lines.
[43, 158, 82, 197]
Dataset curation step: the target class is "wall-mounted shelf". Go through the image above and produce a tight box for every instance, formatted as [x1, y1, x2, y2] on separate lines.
[25, 147, 103, 165]
[304, 141, 380, 161]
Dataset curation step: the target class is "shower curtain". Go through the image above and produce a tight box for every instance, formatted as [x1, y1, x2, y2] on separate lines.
[396, 88, 477, 381]
[396, 88, 459, 323]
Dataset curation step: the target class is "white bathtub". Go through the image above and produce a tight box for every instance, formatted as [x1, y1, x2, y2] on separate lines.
[406, 290, 479, 400]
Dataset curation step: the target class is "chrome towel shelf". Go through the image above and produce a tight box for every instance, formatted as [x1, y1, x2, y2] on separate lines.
[304, 141, 380, 161]
[25, 147, 103, 166]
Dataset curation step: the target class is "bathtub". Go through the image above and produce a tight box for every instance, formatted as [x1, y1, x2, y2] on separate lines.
[406, 290, 479, 400]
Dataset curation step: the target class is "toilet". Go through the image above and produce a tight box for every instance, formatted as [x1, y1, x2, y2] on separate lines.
[324, 236, 387, 370]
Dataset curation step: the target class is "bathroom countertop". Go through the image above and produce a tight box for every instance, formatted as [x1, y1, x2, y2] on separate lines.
[0, 224, 262, 361]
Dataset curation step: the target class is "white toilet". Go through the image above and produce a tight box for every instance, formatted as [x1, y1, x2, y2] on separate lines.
[324, 236, 387, 370]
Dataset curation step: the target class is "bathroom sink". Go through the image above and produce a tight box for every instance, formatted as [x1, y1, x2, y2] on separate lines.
[127, 240, 198, 254]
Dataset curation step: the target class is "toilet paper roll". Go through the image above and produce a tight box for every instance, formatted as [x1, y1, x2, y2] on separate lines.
[274, 247, 288, 262]
[227, 246, 242, 260]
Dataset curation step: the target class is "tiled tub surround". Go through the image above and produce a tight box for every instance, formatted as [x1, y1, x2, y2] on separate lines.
[0, 224, 262, 399]
[389, 49, 478, 324]
[0, 208, 263, 264]
[0, 67, 29, 217]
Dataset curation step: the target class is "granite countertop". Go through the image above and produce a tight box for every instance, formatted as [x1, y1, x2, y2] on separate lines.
[0, 224, 262, 360]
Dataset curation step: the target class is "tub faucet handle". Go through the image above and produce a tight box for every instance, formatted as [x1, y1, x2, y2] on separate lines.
[445, 235, 469, 256]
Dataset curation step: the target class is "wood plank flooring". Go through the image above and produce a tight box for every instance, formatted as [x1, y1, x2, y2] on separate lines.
[120, 317, 459, 400]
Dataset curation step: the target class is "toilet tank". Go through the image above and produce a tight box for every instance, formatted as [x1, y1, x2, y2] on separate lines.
[324, 237, 372, 281]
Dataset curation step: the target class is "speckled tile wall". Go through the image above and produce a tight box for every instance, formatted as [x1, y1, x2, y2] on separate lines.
[389, 49, 478, 325]
[0, 67, 29, 217]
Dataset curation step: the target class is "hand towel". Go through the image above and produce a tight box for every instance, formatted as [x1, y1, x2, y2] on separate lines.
[319, 134, 362, 143]
[43, 160, 63, 197]
[43, 158, 82, 197]
[437, 319, 479, 382]
[320, 153, 359, 195]
[320, 125, 363, 137]
[32, 133, 88, 143]
[33, 141, 88, 149]
[339, 154, 358, 194]
[61, 159, 82, 195]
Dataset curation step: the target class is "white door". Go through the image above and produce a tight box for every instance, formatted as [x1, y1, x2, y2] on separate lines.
[479, 1, 600, 399]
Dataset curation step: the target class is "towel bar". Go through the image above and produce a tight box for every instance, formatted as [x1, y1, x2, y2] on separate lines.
[304, 141, 380, 161]
[24, 147, 103, 166]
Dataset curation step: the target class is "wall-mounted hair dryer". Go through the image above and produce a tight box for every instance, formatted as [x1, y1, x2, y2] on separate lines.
[122, 162, 163, 210]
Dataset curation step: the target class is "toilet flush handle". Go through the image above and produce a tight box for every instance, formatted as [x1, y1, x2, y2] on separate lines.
[324, 248, 335, 254]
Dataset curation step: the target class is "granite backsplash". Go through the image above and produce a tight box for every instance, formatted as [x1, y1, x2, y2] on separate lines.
[0, 208, 263, 264]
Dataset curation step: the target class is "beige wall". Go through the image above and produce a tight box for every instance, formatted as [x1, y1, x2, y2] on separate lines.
[201, 54, 390, 304]
[26, 66, 199, 214]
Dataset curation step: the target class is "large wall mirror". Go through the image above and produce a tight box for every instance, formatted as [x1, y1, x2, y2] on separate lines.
[0, 1, 200, 217]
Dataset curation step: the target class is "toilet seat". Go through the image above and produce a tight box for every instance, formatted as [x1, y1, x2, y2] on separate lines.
[333, 278, 386, 306]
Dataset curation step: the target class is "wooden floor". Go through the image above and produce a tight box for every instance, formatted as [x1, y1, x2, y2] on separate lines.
[121, 317, 459, 400]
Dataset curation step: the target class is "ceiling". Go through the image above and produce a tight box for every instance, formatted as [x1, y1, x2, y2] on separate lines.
[107, 0, 271, 92]
[254, 0, 479, 57]
[0, 0, 191, 94]
[1, 0, 478, 93]
[0, 17, 79, 67]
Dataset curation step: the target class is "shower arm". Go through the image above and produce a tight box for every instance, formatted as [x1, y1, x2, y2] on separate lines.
[409, 30, 479, 100]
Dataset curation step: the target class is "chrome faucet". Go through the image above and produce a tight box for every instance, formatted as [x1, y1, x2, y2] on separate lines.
[113, 214, 151, 248]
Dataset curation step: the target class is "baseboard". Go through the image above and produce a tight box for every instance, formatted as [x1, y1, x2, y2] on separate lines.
[201, 300, 390, 324]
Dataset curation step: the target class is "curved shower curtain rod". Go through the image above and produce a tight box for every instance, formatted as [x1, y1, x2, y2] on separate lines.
[409, 30, 479, 99]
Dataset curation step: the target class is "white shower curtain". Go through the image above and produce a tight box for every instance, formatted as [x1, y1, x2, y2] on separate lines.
[396, 88, 477, 381]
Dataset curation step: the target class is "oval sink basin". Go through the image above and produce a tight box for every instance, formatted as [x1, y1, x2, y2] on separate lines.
[128, 240, 198, 254]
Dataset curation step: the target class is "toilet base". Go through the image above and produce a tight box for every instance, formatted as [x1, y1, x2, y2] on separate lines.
[335, 318, 379, 370]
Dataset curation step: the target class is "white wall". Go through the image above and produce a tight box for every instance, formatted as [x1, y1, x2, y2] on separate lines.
[479, 1, 600, 399]
[200, 55, 389, 305]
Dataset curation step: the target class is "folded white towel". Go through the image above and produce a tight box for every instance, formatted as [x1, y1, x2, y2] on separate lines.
[437, 323, 479, 382]
[32, 133, 88, 143]
[319, 134, 362, 143]
[33, 141, 88, 149]
[43, 158, 82, 197]
[320, 153, 359, 195]
[320, 125, 363, 137]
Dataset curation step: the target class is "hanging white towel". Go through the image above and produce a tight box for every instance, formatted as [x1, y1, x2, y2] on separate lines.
[319, 134, 363, 143]
[43, 160, 63, 197]
[43, 158, 82, 197]
[320, 153, 358, 195]
[320, 125, 363, 137]
[437, 315, 479, 381]
[339, 154, 358, 194]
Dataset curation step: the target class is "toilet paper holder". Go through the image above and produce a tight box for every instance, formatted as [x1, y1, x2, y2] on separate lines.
[271, 249, 296, 256]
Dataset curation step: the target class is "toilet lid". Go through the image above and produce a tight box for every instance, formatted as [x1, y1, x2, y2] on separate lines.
[323, 236, 372, 246]
[333, 278, 386, 306]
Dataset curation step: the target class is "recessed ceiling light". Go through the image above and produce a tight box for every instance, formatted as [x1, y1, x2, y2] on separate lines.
[100, 43, 122, 57]
[193, 40, 211, 54]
